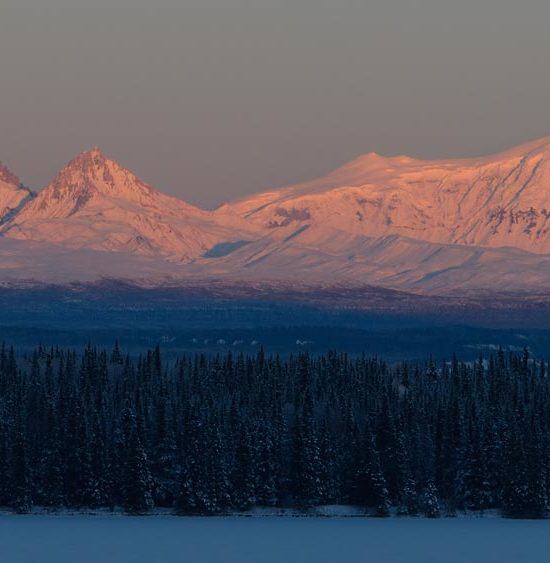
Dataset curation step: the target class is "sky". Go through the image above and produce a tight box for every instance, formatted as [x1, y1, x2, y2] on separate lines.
[1, 0, 550, 208]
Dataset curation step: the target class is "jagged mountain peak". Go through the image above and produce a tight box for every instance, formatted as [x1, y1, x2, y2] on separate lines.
[27, 148, 179, 219]
[0, 161, 34, 225]
[64, 146, 109, 172]
[7, 146, 206, 227]
[1, 147, 256, 263]
[64, 147, 154, 179]
[0, 161, 21, 187]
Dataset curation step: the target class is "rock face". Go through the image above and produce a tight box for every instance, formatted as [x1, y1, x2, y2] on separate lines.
[219, 136, 550, 254]
[0, 162, 34, 225]
[0, 138, 550, 292]
[2, 149, 255, 262]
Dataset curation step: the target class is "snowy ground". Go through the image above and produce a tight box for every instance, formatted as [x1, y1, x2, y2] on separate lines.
[1, 515, 550, 563]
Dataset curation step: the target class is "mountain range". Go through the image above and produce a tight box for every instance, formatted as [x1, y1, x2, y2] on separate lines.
[1, 138, 550, 294]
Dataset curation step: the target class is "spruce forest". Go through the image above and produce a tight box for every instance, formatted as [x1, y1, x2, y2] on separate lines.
[0, 343, 548, 519]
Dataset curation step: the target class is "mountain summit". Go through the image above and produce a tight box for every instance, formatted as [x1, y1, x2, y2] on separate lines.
[220, 136, 550, 254]
[18, 147, 199, 219]
[2, 149, 254, 261]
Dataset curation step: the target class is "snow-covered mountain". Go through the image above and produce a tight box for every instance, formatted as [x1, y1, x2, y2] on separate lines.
[1, 138, 550, 294]
[0, 162, 34, 225]
[1, 149, 256, 262]
[211, 232, 550, 292]
[219, 136, 550, 254]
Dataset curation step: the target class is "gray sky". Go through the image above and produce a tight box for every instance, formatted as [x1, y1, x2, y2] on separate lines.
[1, 0, 549, 208]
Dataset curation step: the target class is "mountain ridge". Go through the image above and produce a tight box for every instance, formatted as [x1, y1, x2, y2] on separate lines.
[1, 137, 549, 293]
[219, 136, 550, 254]
[1, 148, 258, 261]
[0, 161, 34, 225]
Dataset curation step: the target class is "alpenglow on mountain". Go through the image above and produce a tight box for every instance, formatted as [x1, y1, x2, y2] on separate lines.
[0, 162, 34, 226]
[219, 136, 550, 253]
[1, 138, 550, 292]
[2, 149, 257, 262]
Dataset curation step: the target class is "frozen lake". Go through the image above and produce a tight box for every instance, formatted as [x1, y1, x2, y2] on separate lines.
[1, 514, 549, 563]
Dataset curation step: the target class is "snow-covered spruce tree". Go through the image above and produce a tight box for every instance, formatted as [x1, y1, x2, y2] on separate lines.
[231, 426, 257, 511]
[462, 422, 492, 513]
[353, 427, 390, 517]
[377, 391, 401, 503]
[121, 408, 153, 514]
[36, 405, 65, 508]
[202, 425, 232, 514]
[502, 419, 547, 519]
[151, 395, 178, 507]
[399, 477, 419, 516]
[175, 409, 206, 515]
[254, 426, 279, 507]
[421, 480, 441, 518]
[393, 430, 418, 515]
[75, 415, 102, 508]
[10, 425, 33, 514]
[318, 417, 340, 505]
[501, 421, 529, 518]
[0, 418, 12, 507]
[290, 389, 323, 509]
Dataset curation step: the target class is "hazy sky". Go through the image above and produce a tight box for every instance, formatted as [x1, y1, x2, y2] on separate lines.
[1, 0, 550, 208]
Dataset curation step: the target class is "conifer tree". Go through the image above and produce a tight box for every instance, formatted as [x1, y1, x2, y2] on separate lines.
[122, 408, 153, 514]
[422, 480, 440, 518]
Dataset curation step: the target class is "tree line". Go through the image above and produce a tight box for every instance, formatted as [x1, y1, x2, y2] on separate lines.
[0, 342, 548, 518]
